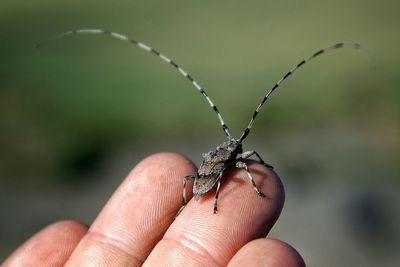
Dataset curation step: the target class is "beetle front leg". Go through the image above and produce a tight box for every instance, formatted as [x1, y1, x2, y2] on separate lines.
[240, 150, 274, 169]
[176, 175, 197, 217]
[235, 161, 266, 197]
[213, 180, 222, 214]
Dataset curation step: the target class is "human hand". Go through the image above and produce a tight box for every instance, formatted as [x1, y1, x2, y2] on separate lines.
[2, 153, 305, 266]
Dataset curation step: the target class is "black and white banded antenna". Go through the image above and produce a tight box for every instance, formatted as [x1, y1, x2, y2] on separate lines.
[37, 29, 233, 139]
[238, 42, 364, 143]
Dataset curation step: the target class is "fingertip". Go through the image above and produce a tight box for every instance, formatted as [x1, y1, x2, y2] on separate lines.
[135, 152, 196, 168]
[146, 160, 286, 266]
[216, 160, 285, 232]
[2, 220, 88, 267]
[247, 161, 285, 228]
[129, 152, 197, 184]
[228, 238, 305, 267]
[126, 152, 197, 209]
[50, 220, 89, 237]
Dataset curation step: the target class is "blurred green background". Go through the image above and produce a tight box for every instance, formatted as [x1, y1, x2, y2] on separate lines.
[1, 0, 399, 265]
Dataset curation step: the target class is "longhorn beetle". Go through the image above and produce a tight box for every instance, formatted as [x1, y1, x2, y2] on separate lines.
[40, 29, 363, 213]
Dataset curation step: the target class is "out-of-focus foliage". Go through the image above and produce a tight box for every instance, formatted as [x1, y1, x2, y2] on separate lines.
[1, 1, 398, 185]
[1, 1, 399, 265]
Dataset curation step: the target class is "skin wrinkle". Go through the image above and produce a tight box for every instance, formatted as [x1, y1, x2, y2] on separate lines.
[168, 197, 266, 265]
[83, 229, 144, 265]
[159, 209, 231, 266]
[163, 233, 224, 267]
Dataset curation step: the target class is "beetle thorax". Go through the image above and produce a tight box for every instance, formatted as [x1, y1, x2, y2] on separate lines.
[198, 140, 242, 175]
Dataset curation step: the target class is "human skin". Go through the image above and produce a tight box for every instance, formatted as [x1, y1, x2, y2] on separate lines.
[2, 153, 305, 267]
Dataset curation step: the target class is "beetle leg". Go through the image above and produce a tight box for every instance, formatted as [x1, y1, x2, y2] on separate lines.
[213, 179, 222, 214]
[183, 175, 196, 206]
[235, 161, 266, 197]
[240, 150, 274, 169]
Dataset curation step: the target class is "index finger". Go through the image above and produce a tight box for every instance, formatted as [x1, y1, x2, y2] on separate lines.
[65, 153, 197, 266]
[144, 161, 285, 266]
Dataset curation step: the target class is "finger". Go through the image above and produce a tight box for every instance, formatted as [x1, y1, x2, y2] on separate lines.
[2, 220, 87, 267]
[228, 238, 305, 267]
[65, 153, 196, 266]
[144, 161, 285, 266]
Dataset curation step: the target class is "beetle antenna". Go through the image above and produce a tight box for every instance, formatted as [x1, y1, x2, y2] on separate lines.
[238, 42, 365, 143]
[38, 29, 233, 139]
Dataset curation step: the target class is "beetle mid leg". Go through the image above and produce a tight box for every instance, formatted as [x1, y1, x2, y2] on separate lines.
[240, 150, 274, 169]
[235, 161, 266, 197]
[183, 175, 196, 206]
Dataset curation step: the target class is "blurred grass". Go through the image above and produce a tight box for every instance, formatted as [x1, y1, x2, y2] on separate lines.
[1, 0, 399, 186]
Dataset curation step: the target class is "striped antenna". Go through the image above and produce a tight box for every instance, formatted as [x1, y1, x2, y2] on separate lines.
[238, 42, 362, 143]
[38, 29, 233, 139]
